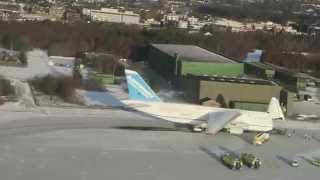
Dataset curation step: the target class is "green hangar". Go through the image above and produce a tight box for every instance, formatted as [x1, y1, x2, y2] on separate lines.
[148, 44, 244, 85]
[182, 74, 283, 112]
[147, 43, 285, 113]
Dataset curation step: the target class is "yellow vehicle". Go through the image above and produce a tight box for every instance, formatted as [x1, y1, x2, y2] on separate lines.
[253, 133, 270, 145]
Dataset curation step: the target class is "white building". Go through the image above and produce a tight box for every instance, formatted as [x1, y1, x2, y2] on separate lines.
[83, 8, 140, 24]
[178, 20, 188, 28]
[164, 14, 180, 22]
[187, 16, 198, 25]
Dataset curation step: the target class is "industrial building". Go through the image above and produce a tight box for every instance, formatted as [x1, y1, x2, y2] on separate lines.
[146, 44, 302, 113]
[244, 62, 312, 91]
[148, 44, 244, 86]
[49, 5, 65, 20]
[0, 9, 20, 21]
[82, 8, 140, 24]
[182, 74, 284, 112]
[64, 9, 82, 23]
[244, 62, 275, 79]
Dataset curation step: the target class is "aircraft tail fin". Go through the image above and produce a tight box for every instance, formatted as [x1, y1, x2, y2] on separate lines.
[267, 97, 285, 120]
[125, 69, 161, 102]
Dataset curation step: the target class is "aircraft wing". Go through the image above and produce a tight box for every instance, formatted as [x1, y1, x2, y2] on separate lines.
[206, 110, 241, 134]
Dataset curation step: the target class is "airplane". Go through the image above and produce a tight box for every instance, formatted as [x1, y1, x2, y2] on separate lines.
[121, 69, 285, 135]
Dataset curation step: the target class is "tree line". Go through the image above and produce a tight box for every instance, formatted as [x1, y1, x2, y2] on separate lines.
[0, 21, 319, 76]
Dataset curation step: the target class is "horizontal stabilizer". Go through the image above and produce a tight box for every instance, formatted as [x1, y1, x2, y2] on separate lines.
[207, 111, 241, 135]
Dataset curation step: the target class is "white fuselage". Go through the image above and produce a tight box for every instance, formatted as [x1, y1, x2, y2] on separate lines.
[123, 100, 273, 132]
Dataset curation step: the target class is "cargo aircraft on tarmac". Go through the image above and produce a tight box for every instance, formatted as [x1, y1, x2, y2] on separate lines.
[121, 69, 285, 135]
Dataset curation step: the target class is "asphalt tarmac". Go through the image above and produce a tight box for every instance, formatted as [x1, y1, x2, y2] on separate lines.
[0, 108, 319, 180]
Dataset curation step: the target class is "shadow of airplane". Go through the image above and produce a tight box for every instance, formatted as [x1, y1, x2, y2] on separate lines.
[300, 156, 313, 165]
[111, 126, 178, 131]
[276, 155, 292, 166]
[199, 146, 222, 162]
[111, 120, 198, 133]
[312, 136, 320, 143]
[219, 146, 238, 157]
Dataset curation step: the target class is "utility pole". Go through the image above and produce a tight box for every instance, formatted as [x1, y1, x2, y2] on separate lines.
[9, 40, 13, 56]
[174, 53, 181, 86]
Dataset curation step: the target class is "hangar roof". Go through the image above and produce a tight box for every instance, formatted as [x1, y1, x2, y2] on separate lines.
[187, 74, 277, 86]
[151, 44, 237, 63]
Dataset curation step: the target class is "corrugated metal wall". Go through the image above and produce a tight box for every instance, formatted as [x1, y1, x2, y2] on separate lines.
[199, 81, 282, 108]
[148, 46, 176, 81]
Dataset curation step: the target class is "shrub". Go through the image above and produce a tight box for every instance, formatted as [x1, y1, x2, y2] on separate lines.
[0, 78, 15, 96]
[19, 51, 27, 65]
[30, 75, 78, 102]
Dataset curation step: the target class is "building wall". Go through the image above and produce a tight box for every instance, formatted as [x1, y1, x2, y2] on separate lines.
[232, 101, 269, 112]
[0, 10, 20, 21]
[181, 76, 292, 112]
[244, 63, 308, 92]
[91, 11, 139, 24]
[181, 76, 200, 103]
[122, 15, 140, 24]
[91, 11, 121, 22]
[181, 61, 244, 77]
[274, 71, 306, 92]
[148, 46, 176, 81]
[198, 81, 282, 110]
[244, 63, 274, 79]
[279, 89, 295, 116]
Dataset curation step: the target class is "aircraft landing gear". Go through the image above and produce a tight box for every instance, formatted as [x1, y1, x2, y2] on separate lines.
[193, 127, 203, 132]
[186, 125, 203, 132]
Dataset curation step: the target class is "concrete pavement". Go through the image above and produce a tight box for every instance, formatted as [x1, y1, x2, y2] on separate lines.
[0, 108, 319, 180]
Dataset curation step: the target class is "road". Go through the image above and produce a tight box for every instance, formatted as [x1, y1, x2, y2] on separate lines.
[292, 87, 320, 116]
[0, 107, 319, 180]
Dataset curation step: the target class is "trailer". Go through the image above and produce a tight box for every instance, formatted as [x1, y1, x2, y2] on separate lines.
[221, 153, 243, 170]
[241, 153, 262, 169]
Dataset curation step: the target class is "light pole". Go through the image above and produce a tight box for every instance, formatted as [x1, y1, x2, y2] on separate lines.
[113, 58, 127, 83]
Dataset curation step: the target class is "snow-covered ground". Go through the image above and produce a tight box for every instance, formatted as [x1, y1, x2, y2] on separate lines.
[48, 56, 74, 76]
[0, 79, 37, 111]
[0, 49, 77, 108]
[11, 79, 35, 106]
[49, 65, 73, 76]
[0, 49, 51, 80]
[105, 84, 128, 100]
[77, 89, 125, 107]
[0, 49, 73, 80]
